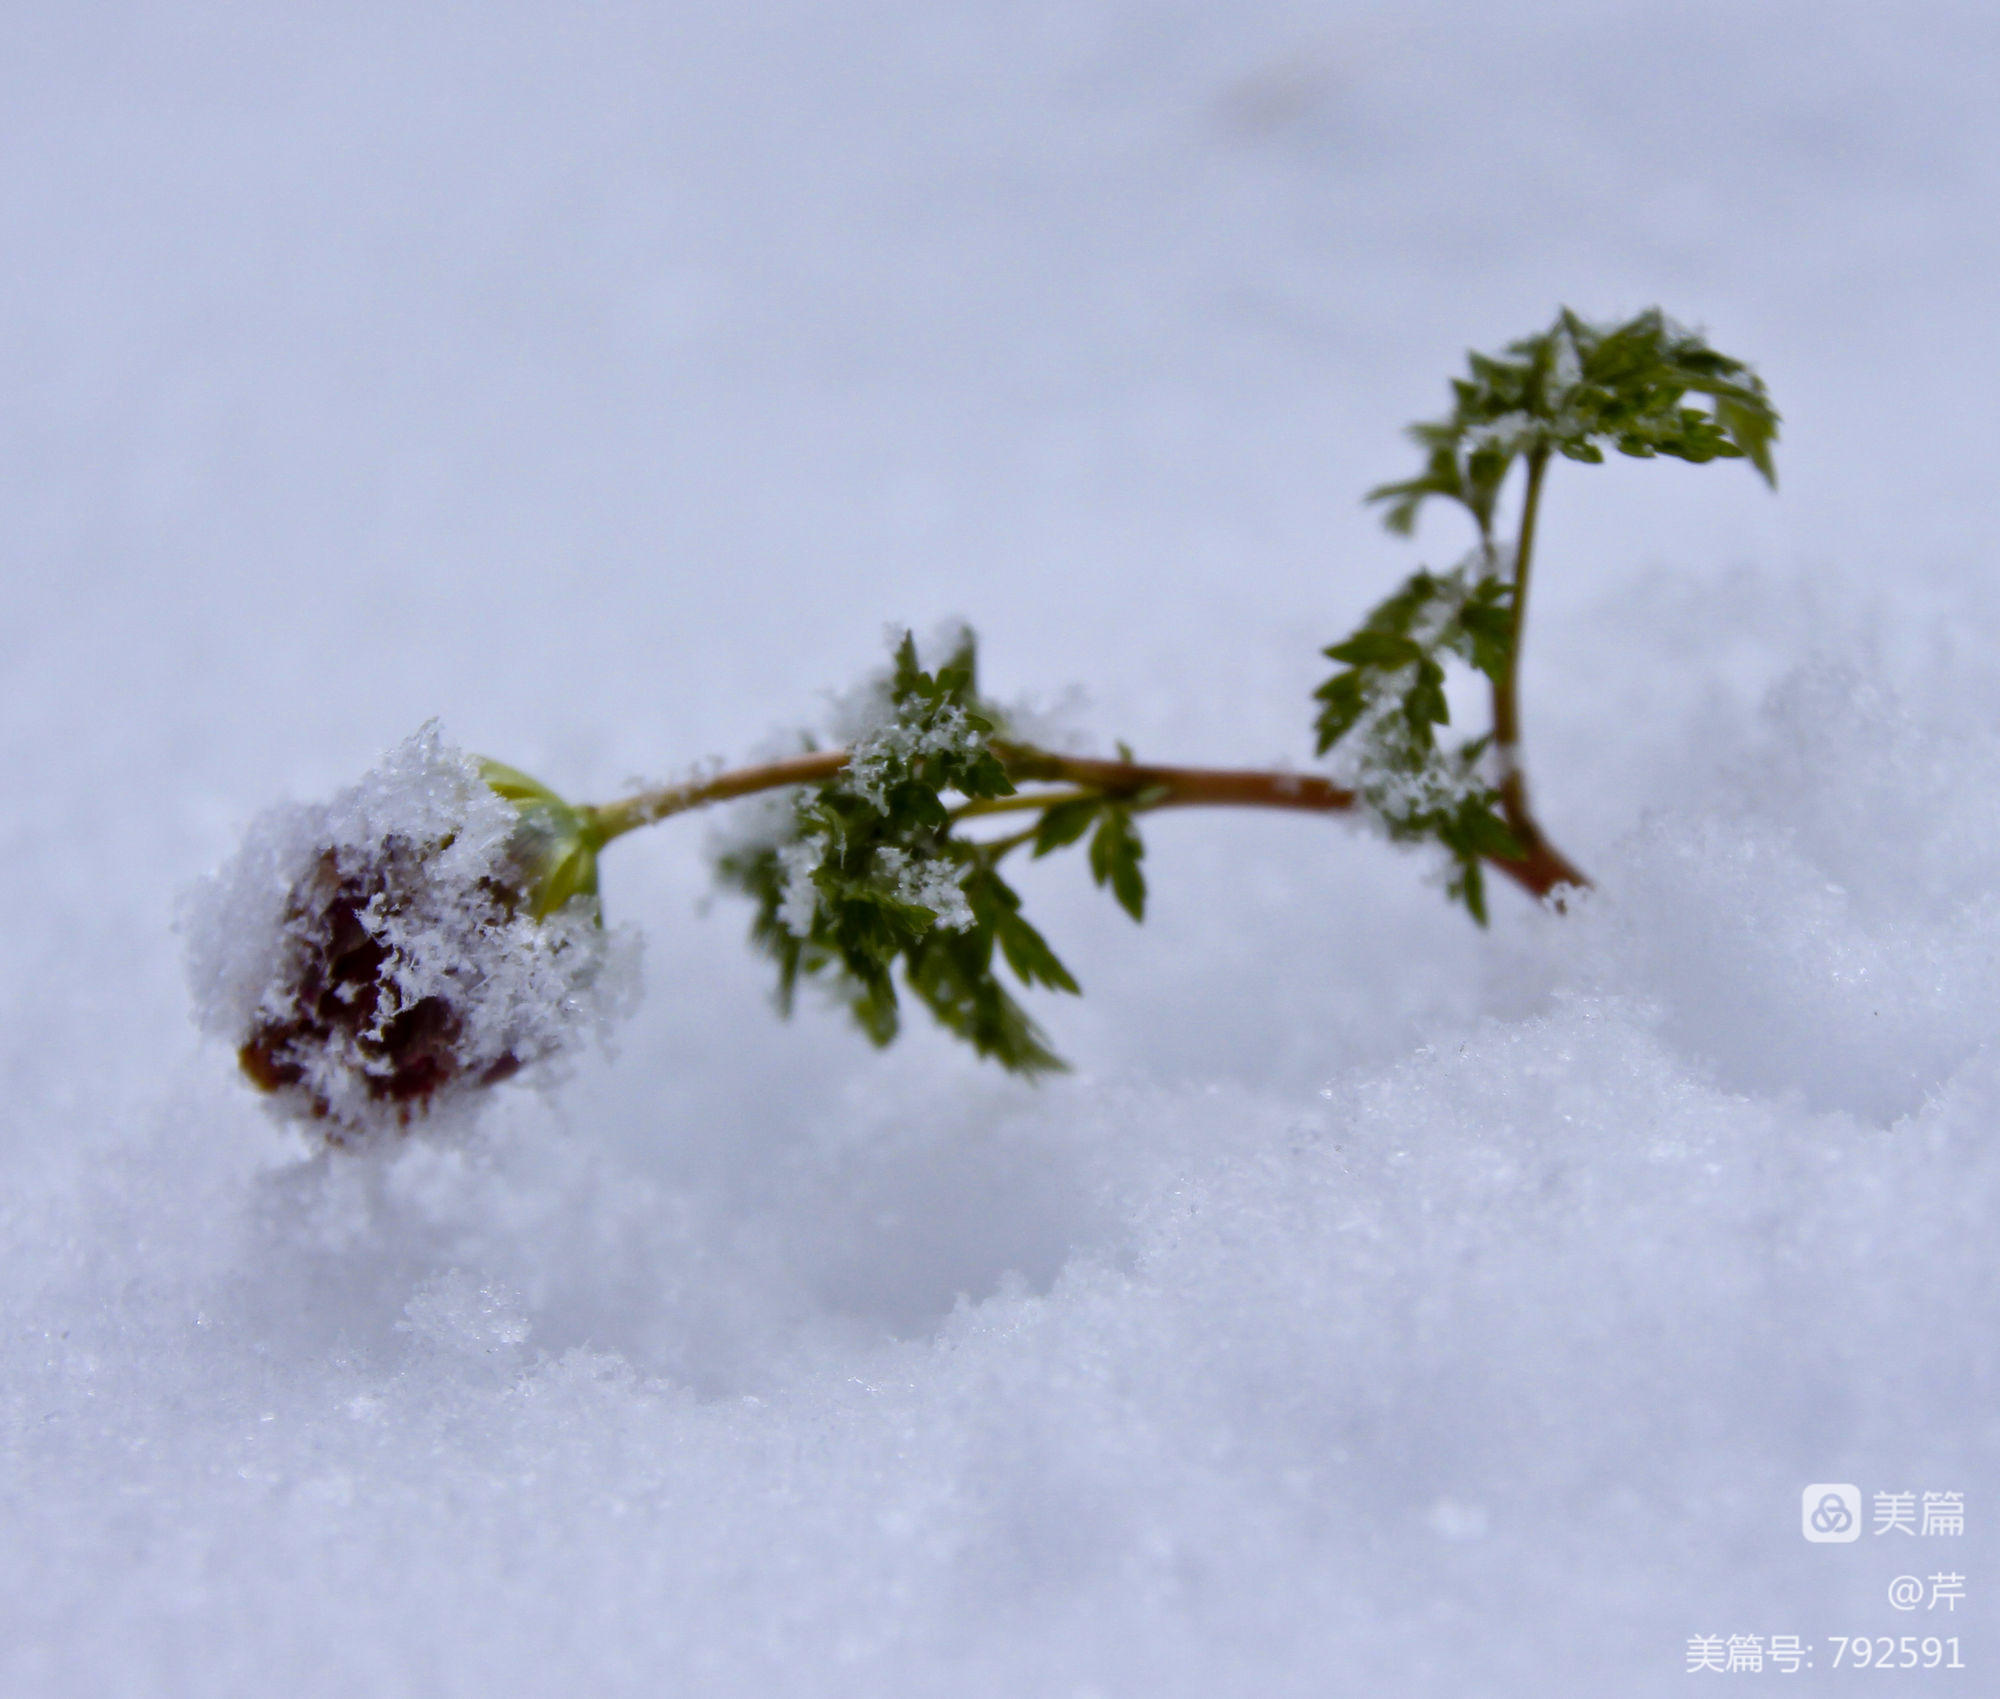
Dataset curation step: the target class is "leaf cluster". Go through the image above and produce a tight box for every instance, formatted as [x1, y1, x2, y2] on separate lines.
[1313, 564, 1522, 922]
[715, 630, 1129, 1075]
[1367, 307, 1778, 540]
[1322, 307, 1777, 919]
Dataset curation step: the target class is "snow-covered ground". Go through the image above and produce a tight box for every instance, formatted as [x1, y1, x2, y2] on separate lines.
[4, 3, 1998, 1692]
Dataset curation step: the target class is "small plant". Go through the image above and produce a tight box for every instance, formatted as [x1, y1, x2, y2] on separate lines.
[1317, 306, 1776, 919]
[187, 308, 1777, 1140]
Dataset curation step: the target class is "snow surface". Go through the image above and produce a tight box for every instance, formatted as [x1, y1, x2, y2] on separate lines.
[5, 2, 1999, 1693]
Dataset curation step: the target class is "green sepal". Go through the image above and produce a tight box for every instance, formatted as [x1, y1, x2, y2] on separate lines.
[478, 758, 606, 920]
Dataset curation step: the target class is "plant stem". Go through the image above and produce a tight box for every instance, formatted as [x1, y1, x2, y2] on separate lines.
[951, 787, 1097, 822]
[1491, 445, 1546, 778]
[966, 823, 1042, 862]
[1486, 446, 1589, 895]
[988, 743, 1358, 815]
[586, 740, 1578, 901]
[586, 750, 850, 842]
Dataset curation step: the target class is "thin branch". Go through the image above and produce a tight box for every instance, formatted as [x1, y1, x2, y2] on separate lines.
[964, 823, 1042, 863]
[951, 786, 1097, 822]
[1491, 444, 1547, 781]
[1484, 445, 1588, 897]
[989, 743, 1358, 815]
[587, 750, 850, 841]
[587, 740, 1581, 901]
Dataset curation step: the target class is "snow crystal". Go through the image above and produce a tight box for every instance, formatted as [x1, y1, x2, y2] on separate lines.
[843, 699, 987, 809]
[399, 1269, 533, 1358]
[775, 833, 825, 937]
[875, 845, 974, 929]
[818, 624, 995, 809]
[1325, 553, 1515, 852]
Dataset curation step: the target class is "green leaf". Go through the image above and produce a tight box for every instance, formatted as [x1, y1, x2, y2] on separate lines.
[995, 907, 1081, 994]
[1716, 396, 1778, 485]
[1324, 630, 1423, 669]
[1088, 807, 1147, 922]
[847, 968, 902, 1048]
[1337, 306, 1773, 927]
[889, 630, 924, 699]
[1447, 858, 1490, 927]
[1404, 657, 1450, 740]
[1032, 796, 1101, 856]
[1453, 584, 1514, 683]
[1312, 670, 1366, 755]
[904, 940, 1066, 1074]
[1454, 801, 1526, 863]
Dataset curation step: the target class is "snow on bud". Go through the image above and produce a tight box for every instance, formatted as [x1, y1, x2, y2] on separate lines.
[183, 726, 635, 1144]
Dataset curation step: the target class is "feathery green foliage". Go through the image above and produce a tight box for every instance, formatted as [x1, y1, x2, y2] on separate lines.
[714, 308, 1778, 1060]
[714, 630, 1148, 1075]
[1366, 306, 1777, 542]
[1313, 566, 1521, 923]
[1321, 307, 1778, 921]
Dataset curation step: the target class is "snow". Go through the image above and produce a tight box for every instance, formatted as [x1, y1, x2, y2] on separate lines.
[4, 2, 1998, 1693]
[872, 846, 976, 933]
[776, 832, 829, 937]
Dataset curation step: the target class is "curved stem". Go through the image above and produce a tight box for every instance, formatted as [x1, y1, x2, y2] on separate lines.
[586, 749, 851, 842]
[584, 738, 1580, 901]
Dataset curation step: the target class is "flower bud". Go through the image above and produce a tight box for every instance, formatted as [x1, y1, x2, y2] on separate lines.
[184, 727, 634, 1144]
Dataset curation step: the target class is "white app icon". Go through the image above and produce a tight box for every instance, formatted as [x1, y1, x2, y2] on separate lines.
[1802, 1483, 1861, 1542]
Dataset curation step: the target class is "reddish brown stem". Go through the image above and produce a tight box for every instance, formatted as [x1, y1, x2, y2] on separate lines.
[988, 743, 1356, 814]
[590, 740, 1584, 903]
[1488, 825, 1588, 902]
[588, 750, 852, 840]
